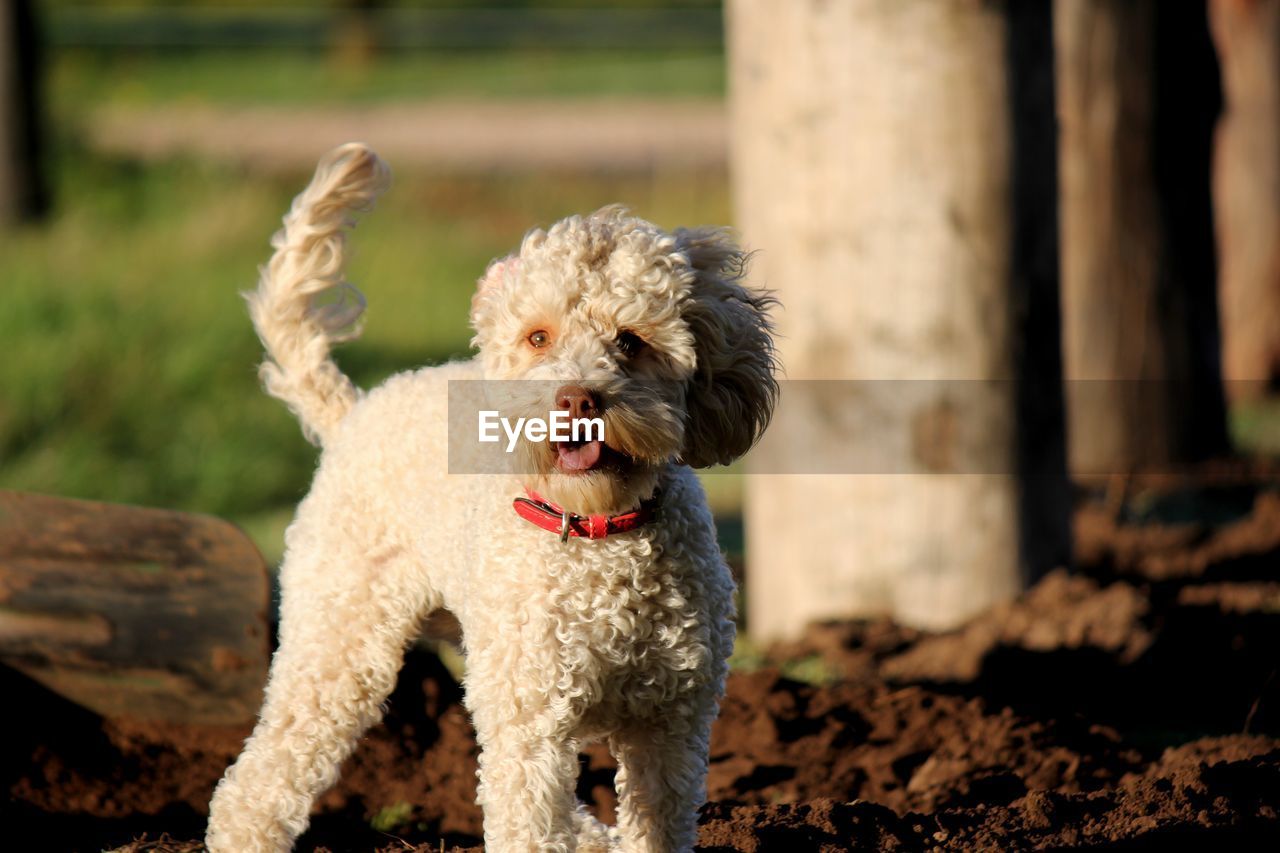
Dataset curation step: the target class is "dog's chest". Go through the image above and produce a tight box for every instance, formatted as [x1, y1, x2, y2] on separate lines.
[547, 537, 684, 647]
[538, 536, 716, 712]
[454, 504, 727, 726]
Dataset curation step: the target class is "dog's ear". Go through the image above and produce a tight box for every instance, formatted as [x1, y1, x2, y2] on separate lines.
[478, 255, 518, 294]
[676, 227, 779, 468]
[470, 255, 518, 335]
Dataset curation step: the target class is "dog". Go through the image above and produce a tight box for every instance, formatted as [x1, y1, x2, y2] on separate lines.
[205, 143, 777, 853]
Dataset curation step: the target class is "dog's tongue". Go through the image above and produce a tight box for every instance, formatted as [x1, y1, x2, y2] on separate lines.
[557, 440, 602, 471]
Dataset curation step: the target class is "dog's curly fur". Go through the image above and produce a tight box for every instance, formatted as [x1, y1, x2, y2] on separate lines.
[205, 143, 778, 853]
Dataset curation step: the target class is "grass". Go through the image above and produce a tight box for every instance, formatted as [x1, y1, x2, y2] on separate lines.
[728, 635, 840, 686]
[0, 143, 734, 559]
[369, 800, 415, 833]
[50, 47, 724, 113]
[12, 37, 737, 563]
[1231, 396, 1280, 457]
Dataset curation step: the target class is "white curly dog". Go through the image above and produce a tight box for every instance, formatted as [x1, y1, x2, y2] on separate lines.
[205, 143, 777, 853]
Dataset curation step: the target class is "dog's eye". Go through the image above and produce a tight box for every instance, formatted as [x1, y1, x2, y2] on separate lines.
[616, 330, 646, 358]
[528, 330, 551, 348]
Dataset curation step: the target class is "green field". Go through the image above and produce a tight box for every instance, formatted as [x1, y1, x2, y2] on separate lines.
[1, 139, 731, 561]
[51, 48, 724, 112]
[0, 28, 740, 563]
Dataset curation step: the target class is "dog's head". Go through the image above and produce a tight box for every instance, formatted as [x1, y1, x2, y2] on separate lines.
[469, 206, 778, 515]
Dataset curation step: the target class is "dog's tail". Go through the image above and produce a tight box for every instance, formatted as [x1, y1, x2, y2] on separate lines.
[247, 143, 390, 446]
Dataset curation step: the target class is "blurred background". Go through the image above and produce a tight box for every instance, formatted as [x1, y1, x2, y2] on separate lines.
[5, 3, 1280, 849]
[1, 0, 736, 570]
[3, 0, 1280, 631]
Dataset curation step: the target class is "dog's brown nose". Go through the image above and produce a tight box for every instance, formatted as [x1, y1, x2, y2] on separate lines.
[555, 385, 599, 421]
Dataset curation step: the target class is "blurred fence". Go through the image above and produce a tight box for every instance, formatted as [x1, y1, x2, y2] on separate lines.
[44, 6, 723, 50]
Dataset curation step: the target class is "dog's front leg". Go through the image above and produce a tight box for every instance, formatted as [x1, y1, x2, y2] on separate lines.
[465, 652, 585, 853]
[609, 712, 716, 853]
[206, 552, 433, 853]
[472, 718, 583, 853]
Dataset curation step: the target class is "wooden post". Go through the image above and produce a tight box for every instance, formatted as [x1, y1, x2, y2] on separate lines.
[1055, 0, 1229, 474]
[729, 0, 1062, 636]
[1210, 0, 1280, 401]
[0, 0, 47, 226]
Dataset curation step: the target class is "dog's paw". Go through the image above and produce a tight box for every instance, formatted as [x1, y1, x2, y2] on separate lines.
[572, 804, 621, 852]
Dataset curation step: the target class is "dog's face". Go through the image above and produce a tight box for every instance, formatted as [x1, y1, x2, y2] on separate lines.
[469, 207, 778, 515]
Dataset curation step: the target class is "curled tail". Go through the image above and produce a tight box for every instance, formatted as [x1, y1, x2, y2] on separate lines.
[247, 143, 390, 445]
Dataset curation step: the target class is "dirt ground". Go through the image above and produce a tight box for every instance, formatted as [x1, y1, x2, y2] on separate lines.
[3, 470, 1279, 851]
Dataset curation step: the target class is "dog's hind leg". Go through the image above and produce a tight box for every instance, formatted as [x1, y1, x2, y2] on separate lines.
[206, 545, 433, 853]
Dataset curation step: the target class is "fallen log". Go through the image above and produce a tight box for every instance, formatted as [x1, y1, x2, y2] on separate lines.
[0, 490, 269, 725]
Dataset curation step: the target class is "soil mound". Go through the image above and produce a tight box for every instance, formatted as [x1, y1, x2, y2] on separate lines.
[5, 478, 1279, 851]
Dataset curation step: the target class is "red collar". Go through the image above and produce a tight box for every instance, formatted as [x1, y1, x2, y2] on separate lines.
[513, 489, 661, 541]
